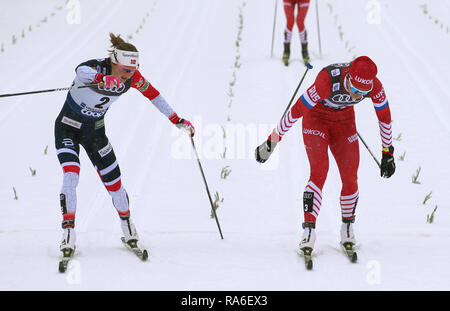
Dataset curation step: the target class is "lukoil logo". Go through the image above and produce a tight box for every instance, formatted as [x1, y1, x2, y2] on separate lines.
[354, 75, 373, 85]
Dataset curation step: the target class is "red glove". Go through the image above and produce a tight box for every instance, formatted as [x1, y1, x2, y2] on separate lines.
[169, 113, 195, 137]
[94, 73, 119, 88]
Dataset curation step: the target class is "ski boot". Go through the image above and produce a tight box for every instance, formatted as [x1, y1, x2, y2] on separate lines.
[283, 42, 291, 66]
[121, 217, 140, 248]
[59, 227, 76, 273]
[301, 42, 310, 65]
[120, 217, 148, 261]
[60, 227, 76, 253]
[299, 222, 316, 270]
[340, 221, 358, 263]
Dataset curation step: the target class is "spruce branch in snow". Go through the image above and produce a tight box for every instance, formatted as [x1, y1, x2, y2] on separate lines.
[44, 145, 48, 155]
[412, 167, 421, 184]
[13, 187, 18, 200]
[12, 35, 17, 45]
[29, 167, 37, 176]
[211, 191, 224, 218]
[327, 3, 333, 13]
[398, 151, 406, 161]
[228, 87, 234, 98]
[220, 147, 227, 159]
[221, 166, 232, 180]
[422, 191, 432, 205]
[394, 133, 402, 141]
[419, 4, 428, 15]
[427, 205, 438, 224]
[221, 126, 226, 139]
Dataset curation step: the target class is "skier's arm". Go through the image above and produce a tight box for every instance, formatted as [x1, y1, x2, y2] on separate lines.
[370, 78, 392, 149]
[255, 69, 330, 163]
[75, 60, 115, 85]
[270, 69, 330, 142]
[131, 71, 195, 136]
[371, 78, 395, 178]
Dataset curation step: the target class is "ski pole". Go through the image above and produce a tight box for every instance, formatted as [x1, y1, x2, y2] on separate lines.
[281, 62, 313, 118]
[357, 131, 381, 168]
[270, 0, 278, 57]
[315, 0, 322, 59]
[0, 83, 99, 98]
[190, 136, 224, 240]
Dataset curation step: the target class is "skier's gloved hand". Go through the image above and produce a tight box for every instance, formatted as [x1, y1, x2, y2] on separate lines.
[255, 131, 281, 163]
[101, 75, 120, 88]
[169, 113, 195, 137]
[255, 139, 278, 163]
[381, 146, 395, 178]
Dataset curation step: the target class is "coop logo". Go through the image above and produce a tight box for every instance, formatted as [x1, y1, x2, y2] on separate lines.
[303, 128, 326, 139]
[354, 75, 373, 85]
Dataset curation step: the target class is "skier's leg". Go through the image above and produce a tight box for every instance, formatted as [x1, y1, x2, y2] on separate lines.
[283, 0, 295, 39]
[329, 115, 359, 244]
[84, 133, 139, 242]
[296, 0, 310, 36]
[55, 132, 80, 251]
[301, 116, 330, 225]
[297, 0, 310, 63]
[283, 0, 295, 64]
[299, 116, 329, 251]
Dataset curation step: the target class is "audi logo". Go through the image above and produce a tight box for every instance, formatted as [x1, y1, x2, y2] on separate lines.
[97, 83, 126, 93]
[331, 94, 362, 103]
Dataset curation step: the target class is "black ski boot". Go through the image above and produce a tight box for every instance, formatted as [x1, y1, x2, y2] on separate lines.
[283, 42, 291, 66]
[301, 43, 310, 65]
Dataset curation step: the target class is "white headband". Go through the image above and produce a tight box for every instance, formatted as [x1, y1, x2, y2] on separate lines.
[111, 48, 139, 67]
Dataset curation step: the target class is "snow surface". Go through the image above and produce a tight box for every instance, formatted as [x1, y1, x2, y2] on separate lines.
[0, 0, 449, 291]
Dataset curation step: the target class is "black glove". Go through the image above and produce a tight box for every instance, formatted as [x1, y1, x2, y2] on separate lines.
[381, 146, 395, 178]
[255, 139, 277, 163]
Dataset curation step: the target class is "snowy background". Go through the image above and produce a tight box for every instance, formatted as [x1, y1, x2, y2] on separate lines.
[0, 0, 449, 291]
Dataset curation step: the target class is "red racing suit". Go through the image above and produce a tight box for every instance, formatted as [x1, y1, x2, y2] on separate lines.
[283, 0, 310, 43]
[272, 62, 392, 223]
